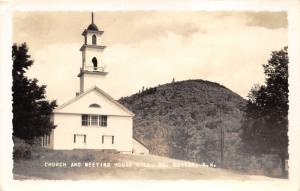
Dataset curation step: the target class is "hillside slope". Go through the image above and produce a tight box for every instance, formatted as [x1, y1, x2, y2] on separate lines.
[119, 79, 246, 168]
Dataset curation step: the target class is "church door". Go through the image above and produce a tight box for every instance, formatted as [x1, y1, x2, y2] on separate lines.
[102, 135, 114, 149]
[74, 134, 86, 149]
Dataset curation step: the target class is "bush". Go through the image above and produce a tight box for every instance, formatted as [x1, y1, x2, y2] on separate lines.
[13, 149, 23, 160]
[13, 136, 38, 160]
[24, 150, 32, 159]
[13, 148, 32, 160]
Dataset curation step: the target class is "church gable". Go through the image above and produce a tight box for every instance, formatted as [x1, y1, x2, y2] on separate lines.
[54, 86, 134, 116]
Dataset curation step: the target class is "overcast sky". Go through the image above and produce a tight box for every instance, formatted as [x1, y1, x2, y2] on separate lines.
[13, 11, 287, 104]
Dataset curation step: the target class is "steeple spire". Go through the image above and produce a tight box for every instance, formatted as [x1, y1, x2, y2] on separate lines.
[86, 12, 99, 31]
[92, 12, 94, 24]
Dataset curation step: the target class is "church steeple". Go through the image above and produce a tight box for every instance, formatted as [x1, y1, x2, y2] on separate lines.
[78, 12, 107, 94]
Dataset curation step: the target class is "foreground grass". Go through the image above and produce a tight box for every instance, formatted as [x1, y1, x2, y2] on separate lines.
[13, 149, 277, 181]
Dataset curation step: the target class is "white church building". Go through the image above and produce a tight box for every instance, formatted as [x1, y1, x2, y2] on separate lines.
[40, 13, 149, 155]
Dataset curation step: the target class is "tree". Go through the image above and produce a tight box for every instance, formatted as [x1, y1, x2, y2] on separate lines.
[241, 46, 288, 176]
[12, 43, 57, 142]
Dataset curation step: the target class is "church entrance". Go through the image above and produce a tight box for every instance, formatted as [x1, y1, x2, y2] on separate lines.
[102, 135, 114, 149]
[74, 134, 86, 149]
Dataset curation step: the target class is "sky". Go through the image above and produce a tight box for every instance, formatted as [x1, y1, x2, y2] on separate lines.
[13, 11, 287, 104]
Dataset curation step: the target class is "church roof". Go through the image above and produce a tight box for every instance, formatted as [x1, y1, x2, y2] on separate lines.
[54, 86, 135, 116]
[87, 23, 99, 31]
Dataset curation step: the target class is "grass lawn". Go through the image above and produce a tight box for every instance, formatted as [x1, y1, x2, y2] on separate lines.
[13, 149, 278, 181]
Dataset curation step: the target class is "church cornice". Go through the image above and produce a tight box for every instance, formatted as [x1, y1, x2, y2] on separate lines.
[80, 44, 106, 51]
[77, 70, 108, 77]
[82, 29, 104, 36]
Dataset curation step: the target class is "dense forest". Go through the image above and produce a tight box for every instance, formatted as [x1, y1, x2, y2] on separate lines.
[120, 79, 246, 168]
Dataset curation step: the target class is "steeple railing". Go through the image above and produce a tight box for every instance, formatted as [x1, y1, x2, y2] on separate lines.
[81, 65, 106, 73]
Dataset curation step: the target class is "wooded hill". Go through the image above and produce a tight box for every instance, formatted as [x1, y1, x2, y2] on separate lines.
[119, 79, 246, 168]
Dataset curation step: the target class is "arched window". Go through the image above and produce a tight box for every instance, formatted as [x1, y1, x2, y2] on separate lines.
[92, 57, 97, 70]
[92, 34, 97, 45]
[89, 103, 101, 108]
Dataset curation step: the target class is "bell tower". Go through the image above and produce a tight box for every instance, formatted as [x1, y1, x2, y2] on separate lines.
[78, 12, 108, 93]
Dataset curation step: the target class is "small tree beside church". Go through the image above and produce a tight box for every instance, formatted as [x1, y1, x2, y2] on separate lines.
[12, 43, 57, 142]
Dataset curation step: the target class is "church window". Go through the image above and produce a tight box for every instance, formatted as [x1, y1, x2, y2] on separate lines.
[73, 134, 86, 143]
[82, 115, 107, 127]
[92, 34, 97, 45]
[91, 115, 98, 126]
[100, 116, 107, 127]
[102, 136, 104, 144]
[82, 115, 89, 126]
[112, 136, 114, 144]
[89, 103, 101, 108]
[92, 57, 98, 70]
